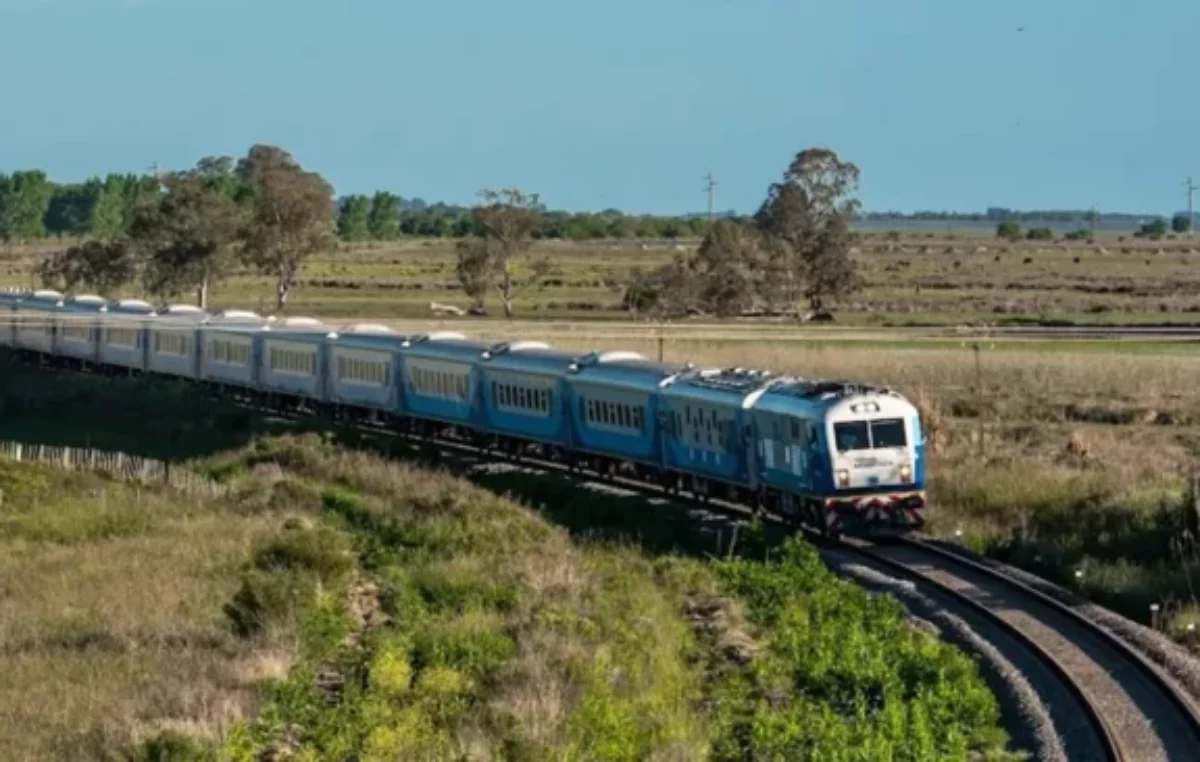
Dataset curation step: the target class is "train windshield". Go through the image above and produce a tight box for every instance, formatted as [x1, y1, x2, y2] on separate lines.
[834, 418, 907, 452]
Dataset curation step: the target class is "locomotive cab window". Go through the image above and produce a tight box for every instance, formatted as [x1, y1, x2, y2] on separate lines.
[834, 419, 907, 451]
[870, 418, 907, 448]
[834, 421, 870, 452]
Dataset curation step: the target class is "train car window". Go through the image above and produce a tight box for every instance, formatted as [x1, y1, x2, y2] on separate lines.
[791, 420, 801, 441]
[870, 419, 907, 449]
[834, 421, 870, 452]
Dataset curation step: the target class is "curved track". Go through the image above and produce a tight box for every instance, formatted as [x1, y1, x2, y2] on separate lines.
[854, 538, 1200, 762]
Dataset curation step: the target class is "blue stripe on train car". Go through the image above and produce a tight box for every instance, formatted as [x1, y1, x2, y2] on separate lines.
[563, 352, 685, 466]
[397, 332, 489, 426]
[658, 368, 771, 489]
[326, 323, 407, 411]
[476, 341, 576, 447]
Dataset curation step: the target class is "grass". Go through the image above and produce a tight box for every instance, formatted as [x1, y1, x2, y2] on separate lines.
[7, 232, 1200, 325]
[0, 461, 292, 761]
[0, 370, 1021, 760]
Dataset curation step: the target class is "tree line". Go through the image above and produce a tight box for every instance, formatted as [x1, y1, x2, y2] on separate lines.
[36, 146, 337, 310]
[335, 194, 717, 242]
[23, 143, 860, 320]
[454, 148, 863, 321]
[0, 166, 715, 245]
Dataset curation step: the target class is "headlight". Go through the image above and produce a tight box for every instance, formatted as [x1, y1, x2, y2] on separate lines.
[899, 464, 913, 483]
[836, 469, 850, 488]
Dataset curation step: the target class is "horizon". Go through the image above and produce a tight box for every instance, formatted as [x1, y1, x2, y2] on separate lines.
[1, 0, 1196, 216]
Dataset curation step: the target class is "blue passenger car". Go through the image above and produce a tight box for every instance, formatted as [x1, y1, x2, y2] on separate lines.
[98, 299, 156, 372]
[55, 294, 107, 365]
[200, 310, 265, 388]
[397, 332, 487, 426]
[259, 317, 330, 401]
[564, 352, 685, 467]
[13, 289, 64, 355]
[148, 304, 207, 379]
[476, 341, 577, 448]
[0, 289, 28, 348]
[327, 323, 407, 412]
[658, 368, 770, 496]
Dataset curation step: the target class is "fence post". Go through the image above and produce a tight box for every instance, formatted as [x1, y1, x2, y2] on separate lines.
[1189, 472, 1200, 539]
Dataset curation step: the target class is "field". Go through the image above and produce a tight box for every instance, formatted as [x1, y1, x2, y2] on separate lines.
[4, 229, 1200, 756]
[6, 229, 1200, 325]
[0, 372, 1019, 760]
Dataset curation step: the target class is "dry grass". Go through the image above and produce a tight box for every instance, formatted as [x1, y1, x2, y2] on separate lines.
[6, 232, 1200, 324]
[0, 463, 291, 761]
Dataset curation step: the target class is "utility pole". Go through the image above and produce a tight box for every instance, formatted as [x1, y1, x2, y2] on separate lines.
[1186, 177, 1197, 235]
[703, 172, 718, 221]
[1090, 205, 1098, 238]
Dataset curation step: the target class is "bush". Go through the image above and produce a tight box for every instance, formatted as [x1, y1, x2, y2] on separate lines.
[1025, 227, 1054, 241]
[996, 221, 1021, 241]
[253, 526, 354, 582]
[224, 570, 319, 638]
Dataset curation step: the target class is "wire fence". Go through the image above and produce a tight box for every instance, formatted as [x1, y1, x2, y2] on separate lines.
[0, 440, 226, 498]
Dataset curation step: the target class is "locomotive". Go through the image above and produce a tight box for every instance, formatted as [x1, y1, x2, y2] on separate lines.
[0, 288, 927, 537]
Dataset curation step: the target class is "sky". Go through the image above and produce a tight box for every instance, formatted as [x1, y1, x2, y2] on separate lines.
[0, 0, 1195, 215]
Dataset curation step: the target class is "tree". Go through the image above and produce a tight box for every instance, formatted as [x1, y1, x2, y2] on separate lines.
[90, 176, 129, 240]
[754, 148, 862, 314]
[996, 220, 1022, 241]
[691, 219, 760, 316]
[1137, 217, 1168, 239]
[622, 254, 698, 318]
[455, 188, 549, 318]
[130, 170, 243, 309]
[338, 195, 371, 241]
[368, 191, 401, 240]
[0, 171, 54, 241]
[36, 239, 137, 296]
[195, 156, 241, 200]
[1025, 227, 1054, 241]
[44, 182, 98, 238]
[235, 144, 337, 311]
[1173, 213, 1192, 235]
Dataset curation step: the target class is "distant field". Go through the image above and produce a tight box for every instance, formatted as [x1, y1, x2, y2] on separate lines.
[5, 230, 1200, 326]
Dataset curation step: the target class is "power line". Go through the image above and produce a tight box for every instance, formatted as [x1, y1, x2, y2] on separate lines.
[1186, 177, 1197, 235]
[703, 172, 718, 221]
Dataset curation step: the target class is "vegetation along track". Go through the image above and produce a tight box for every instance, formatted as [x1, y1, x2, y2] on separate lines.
[852, 537, 1200, 762]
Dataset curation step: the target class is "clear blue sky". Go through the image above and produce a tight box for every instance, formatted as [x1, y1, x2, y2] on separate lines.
[1, 0, 1195, 215]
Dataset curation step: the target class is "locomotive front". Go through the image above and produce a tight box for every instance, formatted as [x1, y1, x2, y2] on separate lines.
[821, 389, 927, 535]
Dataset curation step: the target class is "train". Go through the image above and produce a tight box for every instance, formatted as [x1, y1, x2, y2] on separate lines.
[0, 288, 928, 537]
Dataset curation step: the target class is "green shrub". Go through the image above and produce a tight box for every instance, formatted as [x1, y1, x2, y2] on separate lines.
[253, 526, 354, 582]
[224, 570, 319, 638]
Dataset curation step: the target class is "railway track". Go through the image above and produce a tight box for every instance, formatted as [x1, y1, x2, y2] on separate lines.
[9, 356, 1200, 760]
[845, 537, 1200, 762]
